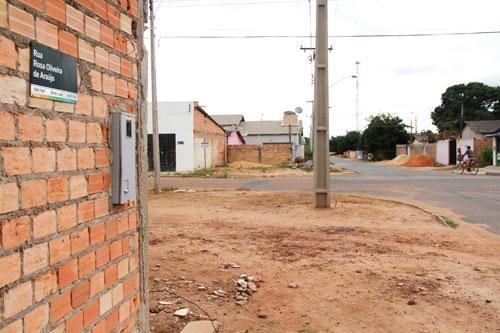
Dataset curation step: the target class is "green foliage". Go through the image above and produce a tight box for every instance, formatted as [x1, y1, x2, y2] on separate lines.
[431, 82, 500, 132]
[362, 113, 410, 160]
[479, 147, 493, 167]
[329, 131, 362, 153]
[304, 137, 313, 159]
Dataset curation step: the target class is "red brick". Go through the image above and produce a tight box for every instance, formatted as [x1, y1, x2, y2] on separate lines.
[90, 223, 105, 245]
[0, 253, 21, 288]
[55, 101, 75, 113]
[59, 30, 77, 57]
[66, 5, 84, 33]
[109, 240, 122, 260]
[19, 47, 30, 73]
[1, 216, 29, 249]
[95, 245, 109, 268]
[48, 176, 69, 204]
[25, 304, 49, 333]
[92, 320, 106, 333]
[117, 258, 129, 279]
[105, 309, 119, 331]
[0, 111, 15, 140]
[130, 294, 140, 313]
[77, 0, 93, 11]
[93, 97, 108, 118]
[128, 212, 137, 230]
[120, 59, 132, 78]
[57, 204, 77, 231]
[103, 173, 111, 192]
[71, 228, 89, 254]
[123, 276, 134, 296]
[128, 82, 138, 100]
[2, 147, 31, 175]
[66, 310, 84, 333]
[50, 291, 71, 323]
[33, 210, 57, 238]
[36, 18, 59, 49]
[71, 280, 90, 308]
[90, 271, 105, 297]
[122, 236, 131, 255]
[120, 14, 132, 35]
[85, 15, 100, 41]
[117, 215, 128, 234]
[57, 148, 77, 171]
[49, 235, 71, 264]
[46, 0, 66, 23]
[78, 200, 95, 223]
[84, 300, 100, 328]
[102, 74, 116, 95]
[0, 35, 16, 70]
[70, 175, 88, 199]
[79, 251, 95, 278]
[4, 281, 32, 318]
[18, 113, 43, 141]
[95, 196, 109, 218]
[35, 270, 58, 301]
[33, 147, 56, 173]
[75, 93, 92, 116]
[46, 118, 66, 142]
[19, 0, 43, 11]
[101, 24, 114, 48]
[21, 179, 47, 209]
[88, 173, 103, 194]
[9, 5, 35, 39]
[119, 299, 130, 323]
[107, 4, 120, 28]
[1, 320, 22, 333]
[116, 78, 128, 98]
[105, 219, 118, 240]
[95, 148, 109, 167]
[104, 264, 117, 287]
[93, 0, 107, 19]
[95, 46, 109, 69]
[24, 243, 49, 275]
[87, 122, 103, 143]
[114, 33, 127, 54]
[90, 69, 102, 92]
[78, 38, 94, 63]
[58, 259, 78, 287]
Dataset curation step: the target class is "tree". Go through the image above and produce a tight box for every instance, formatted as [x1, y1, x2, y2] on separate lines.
[362, 114, 410, 160]
[330, 131, 362, 153]
[431, 82, 500, 132]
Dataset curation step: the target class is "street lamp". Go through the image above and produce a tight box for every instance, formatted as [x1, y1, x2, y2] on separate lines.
[329, 75, 357, 88]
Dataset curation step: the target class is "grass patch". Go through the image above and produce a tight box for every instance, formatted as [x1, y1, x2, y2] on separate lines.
[443, 216, 459, 229]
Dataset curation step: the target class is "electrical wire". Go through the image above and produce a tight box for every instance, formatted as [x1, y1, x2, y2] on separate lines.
[154, 0, 323, 7]
[150, 30, 500, 39]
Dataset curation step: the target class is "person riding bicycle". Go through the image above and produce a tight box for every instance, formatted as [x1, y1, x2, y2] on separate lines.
[463, 146, 475, 169]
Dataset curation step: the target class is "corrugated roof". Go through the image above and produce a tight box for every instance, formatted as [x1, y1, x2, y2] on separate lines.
[211, 114, 245, 127]
[244, 121, 303, 135]
[465, 120, 500, 134]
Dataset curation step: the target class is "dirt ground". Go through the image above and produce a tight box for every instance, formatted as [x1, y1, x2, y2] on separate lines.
[147, 191, 500, 333]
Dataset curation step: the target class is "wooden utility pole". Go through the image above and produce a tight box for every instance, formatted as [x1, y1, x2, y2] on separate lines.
[149, 0, 161, 193]
[313, 0, 330, 208]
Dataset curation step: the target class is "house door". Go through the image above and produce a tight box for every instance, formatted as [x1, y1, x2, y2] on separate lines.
[449, 140, 457, 165]
[148, 134, 176, 171]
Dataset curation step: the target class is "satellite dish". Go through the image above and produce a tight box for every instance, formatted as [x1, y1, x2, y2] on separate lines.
[240, 129, 248, 137]
[295, 107, 303, 114]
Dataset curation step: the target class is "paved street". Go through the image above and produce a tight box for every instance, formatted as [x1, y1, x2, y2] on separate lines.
[153, 157, 500, 234]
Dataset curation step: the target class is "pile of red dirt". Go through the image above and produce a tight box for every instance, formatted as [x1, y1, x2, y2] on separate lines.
[403, 155, 436, 167]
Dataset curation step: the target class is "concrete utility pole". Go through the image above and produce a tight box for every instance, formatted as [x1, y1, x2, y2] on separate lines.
[149, 0, 161, 193]
[355, 60, 360, 132]
[313, 0, 330, 208]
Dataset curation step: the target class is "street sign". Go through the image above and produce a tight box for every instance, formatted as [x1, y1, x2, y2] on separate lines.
[201, 141, 209, 148]
[30, 42, 78, 104]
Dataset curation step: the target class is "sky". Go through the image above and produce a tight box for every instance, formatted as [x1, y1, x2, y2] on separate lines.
[147, 0, 500, 137]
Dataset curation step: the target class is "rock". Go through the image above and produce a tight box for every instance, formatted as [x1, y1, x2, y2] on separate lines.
[198, 286, 207, 291]
[180, 320, 220, 333]
[159, 301, 173, 305]
[485, 299, 492, 304]
[247, 276, 254, 282]
[240, 274, 248, 280]
[248, 282, 258, 292]
[288, 283, 299, 289]
[257, 313, 268, 319]
[407, 299, 417, 305]
[236, 295, 246, 301]
[174, 308, 190, 317]
[397, 283, 404, 287]
[235, 300, 247, 306]
[237, 279, 248, 289]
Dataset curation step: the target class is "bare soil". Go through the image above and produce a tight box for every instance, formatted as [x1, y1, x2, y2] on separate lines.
[148, 191, 500, 333]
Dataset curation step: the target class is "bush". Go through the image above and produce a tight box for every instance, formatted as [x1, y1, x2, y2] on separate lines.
[479, 147, 493, 167]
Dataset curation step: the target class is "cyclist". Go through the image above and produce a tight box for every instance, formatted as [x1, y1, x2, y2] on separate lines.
[463, 146, 475, 169]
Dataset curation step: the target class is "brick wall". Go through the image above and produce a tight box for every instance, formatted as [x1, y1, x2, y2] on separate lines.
[0, 1, 145, 332]
[193, 107, 226, 166]
[396, 143, 436, 158]
[228, 144, 292, 165]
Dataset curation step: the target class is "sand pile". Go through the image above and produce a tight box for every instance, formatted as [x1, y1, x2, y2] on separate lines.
[404, 155, 436, 167]
[385, 155, 411, 166]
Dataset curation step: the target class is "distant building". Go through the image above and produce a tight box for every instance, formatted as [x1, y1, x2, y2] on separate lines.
[243, 120, 303, 145]
[211, 114, 246, 146]
[462, 120, 500, 140]
[147, 102, 227, 172]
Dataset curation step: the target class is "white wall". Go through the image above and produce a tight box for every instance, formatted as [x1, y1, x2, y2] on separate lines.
[436, 140, 450, 165]
[462, 126, 484, 140]
[148, 102, 194, 172]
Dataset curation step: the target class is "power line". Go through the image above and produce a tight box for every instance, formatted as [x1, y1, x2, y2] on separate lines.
[155, 0, 320, 7]
[150, 30, 500, 39]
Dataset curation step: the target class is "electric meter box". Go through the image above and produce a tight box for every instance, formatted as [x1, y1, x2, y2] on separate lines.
[111, 112, 137, 204]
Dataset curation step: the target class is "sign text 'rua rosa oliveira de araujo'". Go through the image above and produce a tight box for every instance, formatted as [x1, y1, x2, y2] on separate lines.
[30, 42, 78, 104]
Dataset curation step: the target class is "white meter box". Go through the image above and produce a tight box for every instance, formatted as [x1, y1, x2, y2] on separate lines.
[111, 112, 137, 204]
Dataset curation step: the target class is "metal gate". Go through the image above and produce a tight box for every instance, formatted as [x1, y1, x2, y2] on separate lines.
[449, 140, 457, 165]
[148, 134, 176, 171]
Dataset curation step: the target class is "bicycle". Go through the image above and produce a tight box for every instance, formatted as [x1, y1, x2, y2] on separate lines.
[456, 159, 479, 175]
